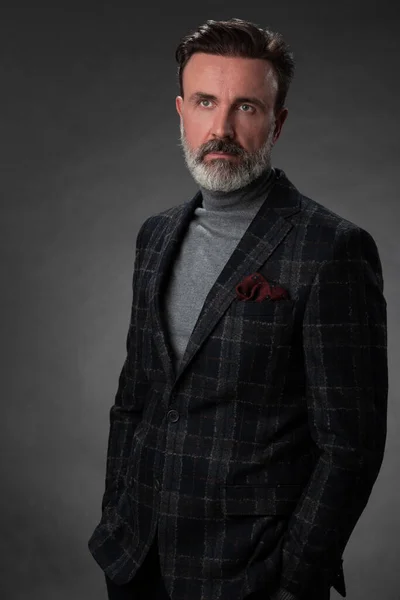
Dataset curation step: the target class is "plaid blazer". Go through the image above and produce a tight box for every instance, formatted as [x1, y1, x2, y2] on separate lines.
[88, 169, 388, 600]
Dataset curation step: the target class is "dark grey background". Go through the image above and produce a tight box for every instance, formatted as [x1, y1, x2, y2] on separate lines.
[1, 2, 398, 599]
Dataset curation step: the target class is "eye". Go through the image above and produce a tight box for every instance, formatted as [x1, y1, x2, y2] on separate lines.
[199, 99, 212, 108]
[239, 104, 255, 113]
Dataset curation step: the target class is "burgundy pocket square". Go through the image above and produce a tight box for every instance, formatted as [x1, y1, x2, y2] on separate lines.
[235, 272, 288, 302]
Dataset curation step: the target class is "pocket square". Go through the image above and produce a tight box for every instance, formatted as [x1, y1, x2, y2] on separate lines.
[235, 272, 288, 302]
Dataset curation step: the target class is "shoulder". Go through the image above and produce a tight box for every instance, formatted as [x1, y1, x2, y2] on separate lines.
[292, 192, 383, 292]
[296, 184, 362, 237]
[289, 186, 380, 264]
[133, 209, 180, 253]
[134, 192, 199, 249]
[273, 171, 383, 285]
[275, 168, 366, 241]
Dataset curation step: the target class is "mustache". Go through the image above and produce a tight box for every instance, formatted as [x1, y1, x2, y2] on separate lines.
[200, 140, 245, 158]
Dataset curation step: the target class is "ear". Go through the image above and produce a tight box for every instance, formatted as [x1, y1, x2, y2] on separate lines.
[176, 96, 183, 118]
[273, 108, 288, 143]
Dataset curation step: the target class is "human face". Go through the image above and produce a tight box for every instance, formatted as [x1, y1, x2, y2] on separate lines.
[176, 53, 288, 193]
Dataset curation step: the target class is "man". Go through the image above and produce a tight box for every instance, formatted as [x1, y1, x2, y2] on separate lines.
[88, 18, 388, 600]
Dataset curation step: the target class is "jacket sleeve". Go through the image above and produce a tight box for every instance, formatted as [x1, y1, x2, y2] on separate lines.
[272, 226, 388, 599]
[100, 218, 151, 513]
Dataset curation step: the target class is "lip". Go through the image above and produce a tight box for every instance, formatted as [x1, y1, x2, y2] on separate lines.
[206, 152, 237, 158]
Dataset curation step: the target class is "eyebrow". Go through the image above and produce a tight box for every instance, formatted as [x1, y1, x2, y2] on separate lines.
[188, 92, 266, 111]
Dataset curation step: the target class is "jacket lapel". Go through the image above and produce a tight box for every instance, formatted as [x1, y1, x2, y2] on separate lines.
[149, 169, 301, 391]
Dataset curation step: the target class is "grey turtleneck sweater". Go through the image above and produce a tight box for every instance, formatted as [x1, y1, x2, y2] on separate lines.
[163, 166, 275, 371]
[161, 166, 298, 600]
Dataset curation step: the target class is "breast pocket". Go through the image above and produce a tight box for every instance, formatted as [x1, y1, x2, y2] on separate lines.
[233, 298, 294, 321]
[228, 298, 295, 393]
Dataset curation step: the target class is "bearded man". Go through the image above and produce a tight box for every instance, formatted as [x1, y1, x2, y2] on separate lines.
[88, 17, 388, 600]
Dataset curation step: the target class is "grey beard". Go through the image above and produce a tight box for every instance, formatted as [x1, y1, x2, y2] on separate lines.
[178, 120, 275, 193]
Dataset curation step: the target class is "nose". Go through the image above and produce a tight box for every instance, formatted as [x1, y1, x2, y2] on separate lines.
[210, 108, 235, 140]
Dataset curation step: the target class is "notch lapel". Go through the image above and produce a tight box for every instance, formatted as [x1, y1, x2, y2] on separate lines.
[148, 169, 301, 392]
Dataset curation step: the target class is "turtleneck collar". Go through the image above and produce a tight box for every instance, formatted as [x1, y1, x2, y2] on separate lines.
[199, 167, 275, 212]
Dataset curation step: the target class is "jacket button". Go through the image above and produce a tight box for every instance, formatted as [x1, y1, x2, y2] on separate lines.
[167, 409, 179, 422]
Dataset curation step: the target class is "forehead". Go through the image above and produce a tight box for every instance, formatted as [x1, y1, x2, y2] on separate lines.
[182, 52, 278, 98]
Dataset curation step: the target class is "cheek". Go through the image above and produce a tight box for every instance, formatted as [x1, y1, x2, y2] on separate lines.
[183, 118, 207, 148]
[236, 120, 268, 150]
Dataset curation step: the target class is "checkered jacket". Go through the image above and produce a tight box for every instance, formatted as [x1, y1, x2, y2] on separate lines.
[88, 169, 388, 600]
